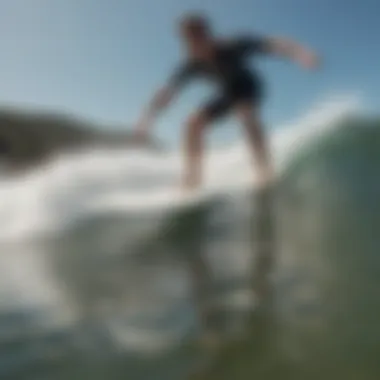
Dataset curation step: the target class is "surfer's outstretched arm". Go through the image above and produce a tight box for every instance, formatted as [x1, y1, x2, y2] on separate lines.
[265, 37, 321, 69]
[135, 62, 197, 140]
[135, 86, 176, 139]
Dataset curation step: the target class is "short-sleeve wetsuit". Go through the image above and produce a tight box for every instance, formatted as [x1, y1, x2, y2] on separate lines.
[169, 35, 270, 121]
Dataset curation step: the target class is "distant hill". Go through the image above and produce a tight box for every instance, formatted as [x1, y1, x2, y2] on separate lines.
[0, 107, 161, 172]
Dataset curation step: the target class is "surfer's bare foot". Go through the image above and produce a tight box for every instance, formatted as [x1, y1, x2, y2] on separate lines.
[180, 175, 201, 193]
[181, 184, 198, 196]
[256, 165, 275, 189]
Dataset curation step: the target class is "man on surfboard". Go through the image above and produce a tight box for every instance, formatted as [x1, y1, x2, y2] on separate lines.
[134, 13, 320, 191]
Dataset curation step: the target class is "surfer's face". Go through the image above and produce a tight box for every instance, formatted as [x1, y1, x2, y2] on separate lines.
[180, 21, 213, 59]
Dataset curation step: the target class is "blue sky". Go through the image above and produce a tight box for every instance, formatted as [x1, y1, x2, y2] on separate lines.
[0, 0, 378, 144]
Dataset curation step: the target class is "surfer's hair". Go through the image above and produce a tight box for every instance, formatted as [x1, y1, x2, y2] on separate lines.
[179, 12, 211, 36]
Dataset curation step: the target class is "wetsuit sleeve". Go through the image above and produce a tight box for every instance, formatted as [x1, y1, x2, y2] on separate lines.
[235, 35, 271, 56]
[168, 62, 198, 91]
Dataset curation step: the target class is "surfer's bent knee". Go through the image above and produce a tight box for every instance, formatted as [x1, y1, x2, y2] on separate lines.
[185, 112, 209, 135]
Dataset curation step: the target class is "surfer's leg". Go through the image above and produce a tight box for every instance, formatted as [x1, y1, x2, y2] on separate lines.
[235, 101, 274, 187]
[182, 111, 209, 190]
[182, 95, 231, 190]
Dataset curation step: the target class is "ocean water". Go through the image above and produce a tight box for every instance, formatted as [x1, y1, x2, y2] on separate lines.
[1, 96, 380, 380]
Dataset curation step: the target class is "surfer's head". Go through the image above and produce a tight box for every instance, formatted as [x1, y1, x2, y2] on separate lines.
[179, 13, 213, 58]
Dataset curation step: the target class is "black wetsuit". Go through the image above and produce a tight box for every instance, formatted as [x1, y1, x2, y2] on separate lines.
[169, 35, 269, 121]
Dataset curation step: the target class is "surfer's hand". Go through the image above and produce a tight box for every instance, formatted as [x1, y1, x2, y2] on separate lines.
[133, 126, 150, 144]
[298, 51, 321, 70]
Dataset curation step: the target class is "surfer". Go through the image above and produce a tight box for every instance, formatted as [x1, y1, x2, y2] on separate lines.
[134, 13, 320, 191]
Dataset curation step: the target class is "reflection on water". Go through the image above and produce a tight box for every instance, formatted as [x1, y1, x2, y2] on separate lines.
[188, 186, 277, 379]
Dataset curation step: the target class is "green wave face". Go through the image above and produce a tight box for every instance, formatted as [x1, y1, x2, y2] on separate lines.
[242, 117, 380, 380]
